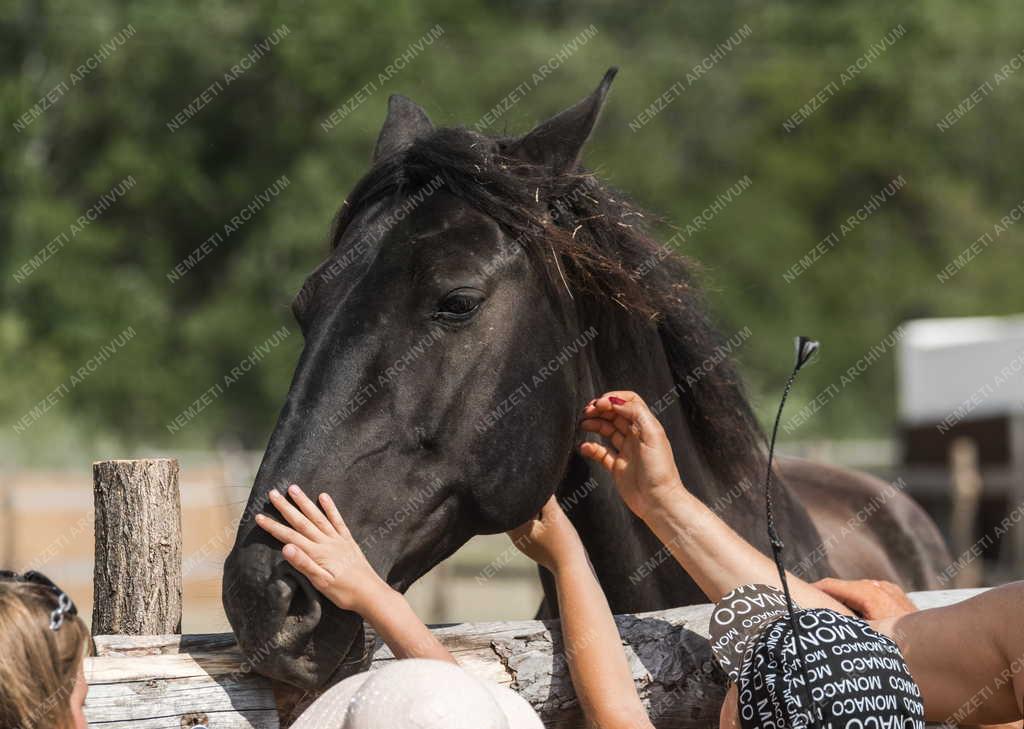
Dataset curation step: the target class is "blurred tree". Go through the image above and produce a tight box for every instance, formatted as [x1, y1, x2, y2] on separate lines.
[1, 0, 1021, 462]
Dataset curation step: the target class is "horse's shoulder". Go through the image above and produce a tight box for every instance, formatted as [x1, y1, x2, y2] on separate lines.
[777, 455, 951, 589]
[776, 455, 885, 497]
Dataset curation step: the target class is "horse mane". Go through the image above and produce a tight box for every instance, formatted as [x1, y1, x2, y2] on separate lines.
[326, 127, 766, 487]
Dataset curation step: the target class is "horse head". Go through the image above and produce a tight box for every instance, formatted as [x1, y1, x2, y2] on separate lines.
[223, 70, 631, 689]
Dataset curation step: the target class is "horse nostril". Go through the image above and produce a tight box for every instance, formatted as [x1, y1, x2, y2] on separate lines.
[268, 574, 295, 611]
[284, 574, 315, 619]
[272, 570, 322, 626]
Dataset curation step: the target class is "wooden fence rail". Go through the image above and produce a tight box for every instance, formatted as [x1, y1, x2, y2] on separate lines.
[83, 458, 984, 728]
[84, 589, 985, 728]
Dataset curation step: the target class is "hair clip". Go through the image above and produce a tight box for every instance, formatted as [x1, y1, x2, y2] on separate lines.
[49, 591, 74, 631]
[1, 570, 78, 632]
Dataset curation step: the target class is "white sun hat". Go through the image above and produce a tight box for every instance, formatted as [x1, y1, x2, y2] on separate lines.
[288, 659, 544, 729]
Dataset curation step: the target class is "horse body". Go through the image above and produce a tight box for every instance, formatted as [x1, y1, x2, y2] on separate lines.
[784, 458, 950, 588]
[222, 69, 949, 692]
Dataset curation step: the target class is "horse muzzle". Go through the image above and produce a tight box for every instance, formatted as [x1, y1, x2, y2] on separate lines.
[223, 538, 367, 690]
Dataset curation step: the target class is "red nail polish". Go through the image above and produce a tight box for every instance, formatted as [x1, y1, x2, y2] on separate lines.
[609, 396, 626, 405]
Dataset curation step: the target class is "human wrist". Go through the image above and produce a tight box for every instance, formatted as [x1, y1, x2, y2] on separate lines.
[638, 478, 691, 524]
[345, 575, 395, 618]
[549, 548, 590, 577]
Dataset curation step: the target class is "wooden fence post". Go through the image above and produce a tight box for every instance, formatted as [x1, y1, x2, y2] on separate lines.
[949, 437, 983, 587]
[1009, 413, 1024, 572]
[92, 458, 182, 635]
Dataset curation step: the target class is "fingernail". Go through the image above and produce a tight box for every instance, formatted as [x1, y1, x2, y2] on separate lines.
[269, 489, 281, 498]
[609, 396, 626, 405]
[255, 514, 264, 522]
[288, 484, 300, 494]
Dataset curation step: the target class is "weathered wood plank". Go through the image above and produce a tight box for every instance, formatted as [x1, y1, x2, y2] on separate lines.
[86, 677, 278, 729]
[86, 643, 279, 728]
[86, 589, 984, 728]
[83, 717, 278, 729]
[93, 632, 239, 657]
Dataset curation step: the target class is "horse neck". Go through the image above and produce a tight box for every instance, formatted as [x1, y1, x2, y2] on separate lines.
[554, 312, 830, 612]
[556, 314, 733, 611]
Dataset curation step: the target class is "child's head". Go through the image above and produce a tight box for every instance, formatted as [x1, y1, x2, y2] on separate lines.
[291, 659, 544, 729]
[0, 573, 92, 729]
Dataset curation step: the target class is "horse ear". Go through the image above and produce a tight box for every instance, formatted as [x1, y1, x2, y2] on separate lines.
[373, 94, 434, 161]
[507, 67, 617, 174]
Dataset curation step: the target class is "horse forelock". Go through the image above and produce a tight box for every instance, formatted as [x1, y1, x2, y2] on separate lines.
[318, 125, 765, 486]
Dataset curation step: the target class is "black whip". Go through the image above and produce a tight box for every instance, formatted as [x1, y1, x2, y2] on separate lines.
[765, 335, 820, 729]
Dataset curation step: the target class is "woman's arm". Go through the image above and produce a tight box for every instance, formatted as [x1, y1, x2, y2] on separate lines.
[816, 578, 1024, 724]
[640, 485, 851, 612]
[508, 497, 655, 729]
[255, 484, 454, 663]
[870, 583, 1024, 725]
[579, 392, 851, 614]
[582, 392, 1024, 726]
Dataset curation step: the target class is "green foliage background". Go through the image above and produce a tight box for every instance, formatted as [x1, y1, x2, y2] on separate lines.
[2, 1, 1021, 464]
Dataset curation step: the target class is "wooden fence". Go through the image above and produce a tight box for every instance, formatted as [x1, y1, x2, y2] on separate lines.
[83, 458, 984, 728]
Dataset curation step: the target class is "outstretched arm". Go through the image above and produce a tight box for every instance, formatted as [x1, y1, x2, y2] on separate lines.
[508, 497, 655, 729]
[579, 392, 851, 614]
[873, 583, 1024, 725]
[583, 393, 1024, 726]
[255, 484, 454, 664]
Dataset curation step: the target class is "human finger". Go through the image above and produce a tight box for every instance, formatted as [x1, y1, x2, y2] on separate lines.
[288, 484, 337, 536]
[579, 440, 617, 472]
[282, 543, 333, 588]
[255, 512, 315, 552]
[267, 489, 322, 542]
[604, 399, 665, 445]
[318, 493, 352, 537]
[812, 578, 874, 614]
[580, 418, 626, 449]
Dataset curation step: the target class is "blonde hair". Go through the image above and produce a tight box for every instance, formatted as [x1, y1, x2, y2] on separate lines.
[0, 581, 91, 729]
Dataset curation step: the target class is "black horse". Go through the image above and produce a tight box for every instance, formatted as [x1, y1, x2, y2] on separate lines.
[223, 69, 949, 691]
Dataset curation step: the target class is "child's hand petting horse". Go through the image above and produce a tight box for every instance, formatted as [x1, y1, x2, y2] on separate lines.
[506, 495, 587, 573]
[579, 391, 684, 519]
[255, 484, 390, 614]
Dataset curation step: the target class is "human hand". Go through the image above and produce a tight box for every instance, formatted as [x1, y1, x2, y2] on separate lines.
[812, 578, 918, 620]
[578, 391, 683, 520]
[506, 496, 587, 573]
[255, 484, 391, 615]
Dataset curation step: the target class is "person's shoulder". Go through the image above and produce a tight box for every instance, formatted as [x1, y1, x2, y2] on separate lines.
[958, 582, 1024, 628]
[976, 582, 1024, 658]
[982, 581, 1024, 603]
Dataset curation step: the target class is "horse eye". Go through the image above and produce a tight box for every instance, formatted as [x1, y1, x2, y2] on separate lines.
[436, 288, 484, 320]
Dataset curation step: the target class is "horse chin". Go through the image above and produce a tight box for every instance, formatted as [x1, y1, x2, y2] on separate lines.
[244, 615, 368, 692]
